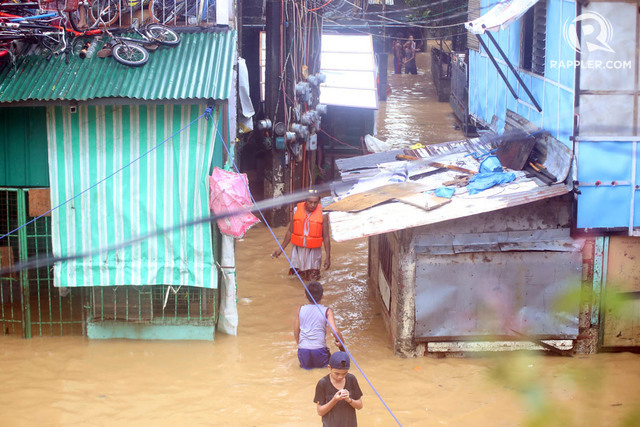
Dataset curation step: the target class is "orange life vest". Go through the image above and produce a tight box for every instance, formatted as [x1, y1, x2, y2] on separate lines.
[291, 202, 323, 249]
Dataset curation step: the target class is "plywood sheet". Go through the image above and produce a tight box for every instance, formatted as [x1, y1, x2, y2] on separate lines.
[605, 237, 640, 293]
[602, 236, 640, 347]
[0, 246, 14, 269]
[324, 182, 429, 212]
[28, 188, 51, 217]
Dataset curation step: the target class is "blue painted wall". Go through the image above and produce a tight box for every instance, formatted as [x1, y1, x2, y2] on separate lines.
[468, 0, 576, 148]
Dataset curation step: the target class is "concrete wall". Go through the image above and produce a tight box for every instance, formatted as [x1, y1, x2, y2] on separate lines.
[368, 229, 423, 356]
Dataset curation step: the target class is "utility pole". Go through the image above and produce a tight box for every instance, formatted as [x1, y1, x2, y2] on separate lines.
[265, 0, 288, 226]
[378, 0, 388, 101]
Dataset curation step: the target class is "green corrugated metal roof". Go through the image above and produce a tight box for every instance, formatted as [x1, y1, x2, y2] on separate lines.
[0, 31, 236, 103]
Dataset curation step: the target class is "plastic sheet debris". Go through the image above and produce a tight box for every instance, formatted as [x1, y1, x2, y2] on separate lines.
[434, 187, 455, 198]
[209, 168, 260, 238]
[467, 171, 516, 195]
[479, 155, 503, 173]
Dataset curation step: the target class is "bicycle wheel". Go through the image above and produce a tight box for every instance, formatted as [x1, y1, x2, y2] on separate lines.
[149, 0, 179, 25]
[112, 42, 149, 66]
[144, 23, 180, 46]
[89, 0, 120, 27]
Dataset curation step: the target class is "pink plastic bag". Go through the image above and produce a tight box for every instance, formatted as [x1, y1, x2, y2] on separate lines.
[209, 168, 260, 238]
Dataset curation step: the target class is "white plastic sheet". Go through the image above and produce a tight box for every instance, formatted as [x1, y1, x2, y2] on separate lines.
[465, 0, 539, 35]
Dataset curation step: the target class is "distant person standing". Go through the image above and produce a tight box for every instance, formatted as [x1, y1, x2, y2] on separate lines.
[403, 35, 417, 75]
[392, 39, 404, 74]
[272, 194, 331, 281]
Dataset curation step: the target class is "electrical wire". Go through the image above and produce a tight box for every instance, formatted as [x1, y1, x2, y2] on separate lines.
[213, 123, 404, 427]
[308, 0, 336, 12]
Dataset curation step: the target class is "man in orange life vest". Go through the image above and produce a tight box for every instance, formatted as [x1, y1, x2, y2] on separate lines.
[271, 195, 331, 281]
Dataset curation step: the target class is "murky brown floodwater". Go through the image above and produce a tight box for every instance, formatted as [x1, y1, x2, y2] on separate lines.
[2, 49, 640, 427]
[2, 227, 640, 426]
[377, 49, 464, 147]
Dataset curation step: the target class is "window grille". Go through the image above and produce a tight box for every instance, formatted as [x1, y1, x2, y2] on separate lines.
[378, 234, 393, 287]
[520, 0, 547, 76]
[467, 0, 480, 52]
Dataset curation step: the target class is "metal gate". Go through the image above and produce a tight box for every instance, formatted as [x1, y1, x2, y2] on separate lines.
[0, 188, 85, 338]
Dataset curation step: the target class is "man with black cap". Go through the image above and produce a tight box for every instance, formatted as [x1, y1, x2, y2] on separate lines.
[314, 351, 363, 426]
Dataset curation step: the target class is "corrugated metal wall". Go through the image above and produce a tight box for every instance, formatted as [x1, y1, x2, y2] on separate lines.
[46, 104, 223, 288]
[412, 197, 581, 340]
[0, 108, 49, 187]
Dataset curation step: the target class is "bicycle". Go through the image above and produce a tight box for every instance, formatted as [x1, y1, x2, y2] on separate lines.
[1, 10, 102, 60]
[102, 20, 179, 66]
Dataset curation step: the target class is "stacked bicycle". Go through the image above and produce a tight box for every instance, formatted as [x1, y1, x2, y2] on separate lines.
[0, 1, 180, 67]
[98, 20, 180, 66]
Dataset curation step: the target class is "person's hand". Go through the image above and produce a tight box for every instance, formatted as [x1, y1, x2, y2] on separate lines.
[334, 389, 349, 401]
[271, 248, 282, 258]
[323, 259, 331, 269]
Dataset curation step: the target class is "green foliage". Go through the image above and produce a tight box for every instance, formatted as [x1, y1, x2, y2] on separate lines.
[488, 277, 640, 427]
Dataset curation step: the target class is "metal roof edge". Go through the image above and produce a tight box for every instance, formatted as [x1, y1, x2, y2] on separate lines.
[0, 31, 237, 104]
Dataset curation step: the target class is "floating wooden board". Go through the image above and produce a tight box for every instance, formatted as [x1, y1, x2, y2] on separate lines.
[396, 193, 452, 211]
[324, 182, 429, 212]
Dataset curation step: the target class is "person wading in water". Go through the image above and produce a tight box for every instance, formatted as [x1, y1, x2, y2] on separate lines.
[272, 193, 331, 281]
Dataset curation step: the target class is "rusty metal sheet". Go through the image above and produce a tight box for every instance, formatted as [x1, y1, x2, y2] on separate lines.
[414, 251, 581, 339]
[495, 133, 536, 170]
[414, 229, 583, 253]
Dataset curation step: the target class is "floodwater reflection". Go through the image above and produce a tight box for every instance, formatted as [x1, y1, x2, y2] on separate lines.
[377, 50, 463, 148]
[2, 226, 640, 425]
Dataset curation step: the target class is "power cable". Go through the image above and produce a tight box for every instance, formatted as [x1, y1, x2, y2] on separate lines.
[211, 117, 404, 427]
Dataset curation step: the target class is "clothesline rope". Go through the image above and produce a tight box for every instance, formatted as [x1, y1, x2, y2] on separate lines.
[211, 120, 403, 427]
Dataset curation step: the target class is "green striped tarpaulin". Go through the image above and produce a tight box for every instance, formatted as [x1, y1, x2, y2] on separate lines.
[46, 104, 220, 288]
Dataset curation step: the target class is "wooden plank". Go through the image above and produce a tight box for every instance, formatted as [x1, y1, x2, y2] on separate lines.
[324, 182, 429, 212]
[396, 193, 451, 211]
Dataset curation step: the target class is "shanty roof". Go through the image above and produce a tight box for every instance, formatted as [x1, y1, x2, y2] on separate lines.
[0, 31, 236, 104]
[326, 132, 572, 242]
[319, 33, 378, 109]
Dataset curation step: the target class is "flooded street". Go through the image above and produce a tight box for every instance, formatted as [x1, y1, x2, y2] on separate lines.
[377, 50, 463, 147]
[2, 51, 640, 426]
[2, 227, 640, 426]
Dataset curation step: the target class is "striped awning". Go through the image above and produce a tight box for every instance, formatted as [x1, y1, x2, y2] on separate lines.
[47, 104, 221, 288]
